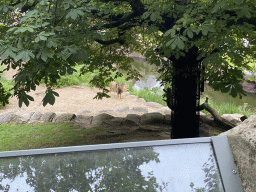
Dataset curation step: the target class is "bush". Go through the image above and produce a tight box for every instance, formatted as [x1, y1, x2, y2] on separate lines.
[0, 80, 13, 108]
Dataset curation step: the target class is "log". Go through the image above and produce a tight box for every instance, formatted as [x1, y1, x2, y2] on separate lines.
[163, 87, 239, 130]
[200, 98, 237, 130]
[164, 87, 238, 130]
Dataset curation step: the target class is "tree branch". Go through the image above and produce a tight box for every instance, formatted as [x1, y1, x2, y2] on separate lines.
[163, 87, 238, 130]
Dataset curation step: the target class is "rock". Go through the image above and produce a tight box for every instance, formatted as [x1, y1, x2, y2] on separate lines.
[140, 112, 164, 125]
[221, 113, 244, 127]
[105, 116, 124, 126]
[0, 112, 22, 125]
[116, 106, 129, 113]
[38, 112, 56, 123]
[1, 110, 246, 134]
[97, 109, 116, 117]
[130, 106, 148, 115]
[71, 114, 93, 128]
[157, 106, 172, 115]
[52, 112, 76, 123]
[163, 114, 171, 124]
[218, 115, 256, 192]
[146, 102, 163, 108]
[137, 97, 147, 104]
[27, 112, 44, 124]
[76, 110, 91, 115]
[91, 113, 115, 127]
[122, 114, 141, 126]
[126, 95, 138, 99]
[238, 80, 256, 93]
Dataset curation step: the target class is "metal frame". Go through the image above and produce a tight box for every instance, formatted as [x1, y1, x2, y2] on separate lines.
[0, 136, 243, 192]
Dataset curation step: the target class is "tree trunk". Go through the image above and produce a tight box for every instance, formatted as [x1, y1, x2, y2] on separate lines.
[169, 46, 201, 139]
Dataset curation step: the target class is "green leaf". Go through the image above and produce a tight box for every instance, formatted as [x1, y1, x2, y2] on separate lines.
[163, 29, 172, 37]
[221, 86, 230, 93]
[64, 3, 70, 10]
[164, 48, 171, 58]
[19, 94, 24, 108]
[187, 30, 193, 38]
[35, 36, 45, 43]
[71, 49, 89, 63]
[166, 37, 176, 47]
[15, 50, 35, 63]
[179, 36, 188, 41]
[177, 37, 185, 49]
[18, 92, 34, 107]
[27, 27, 34, 32]
[191, 27, 200, 35]
[180, 52, 185, 57]
[141, 11, 151, 19]
[42, 22, 50, 27]
[26, 94, 35, 102]
[150, 12, 156, 22]
[230, 87, 237, 98]
[234, 0, 243, 5]
[6, 27, 17, 33]
[211, 2, 224, 13]
[167, 12, 172, 17]
[0, 48, 16, 61]
[245, 11, 251, 19]
[66, 9, 84, 20]
[41, 49, 53, 62]
[54, 26, 63, 31]
[42, 88, 59, 106]
[202, 25, 208, 36]
[52, 90, 59, 97]
[175, 53, 180, 60]
[171, 44, 176, 50]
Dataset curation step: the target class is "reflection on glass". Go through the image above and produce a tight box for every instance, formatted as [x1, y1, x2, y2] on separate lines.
[0, 143, 224, 192]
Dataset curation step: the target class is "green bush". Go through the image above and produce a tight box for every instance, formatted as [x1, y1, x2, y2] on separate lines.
[0, 80, 13, 108]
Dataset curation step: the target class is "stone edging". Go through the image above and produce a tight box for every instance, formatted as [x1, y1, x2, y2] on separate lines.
[0, 111, 172, 128]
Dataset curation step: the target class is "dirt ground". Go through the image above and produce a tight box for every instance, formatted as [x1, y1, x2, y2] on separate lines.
[0, 66, 163, 117]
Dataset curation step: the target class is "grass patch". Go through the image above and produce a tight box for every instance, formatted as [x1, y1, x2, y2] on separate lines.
[0, 121, 105, 152]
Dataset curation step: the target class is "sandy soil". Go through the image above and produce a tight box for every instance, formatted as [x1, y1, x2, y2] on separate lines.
[0, 66, 162, 117]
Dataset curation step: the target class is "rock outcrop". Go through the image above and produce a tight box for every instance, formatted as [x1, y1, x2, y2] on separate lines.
[218, 115, 256, 192]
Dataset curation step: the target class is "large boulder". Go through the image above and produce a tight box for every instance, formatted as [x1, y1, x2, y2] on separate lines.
[218, 115, 256, 192]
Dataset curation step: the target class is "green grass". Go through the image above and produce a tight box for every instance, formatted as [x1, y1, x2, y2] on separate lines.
[0, 121, 101, 152]
[0, 60, 256, 152]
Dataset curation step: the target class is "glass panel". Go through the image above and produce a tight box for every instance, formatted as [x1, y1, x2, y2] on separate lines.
[0, 143, 224, 192]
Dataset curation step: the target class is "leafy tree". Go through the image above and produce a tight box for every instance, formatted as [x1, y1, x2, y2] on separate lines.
[0, 0, 255, 139]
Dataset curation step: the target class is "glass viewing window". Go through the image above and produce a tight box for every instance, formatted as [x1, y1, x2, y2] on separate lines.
[0, 136, 243, 191]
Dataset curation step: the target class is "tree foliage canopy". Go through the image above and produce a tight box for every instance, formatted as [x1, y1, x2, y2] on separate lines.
[0, 0, 255, 107]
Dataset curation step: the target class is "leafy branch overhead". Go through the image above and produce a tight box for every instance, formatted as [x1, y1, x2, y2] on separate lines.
[0, 0, 255, 108]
